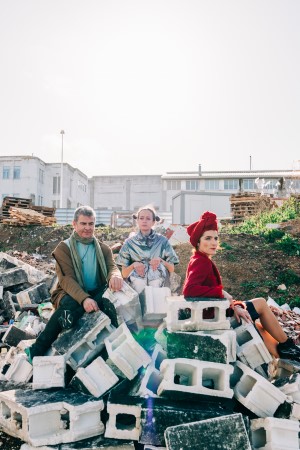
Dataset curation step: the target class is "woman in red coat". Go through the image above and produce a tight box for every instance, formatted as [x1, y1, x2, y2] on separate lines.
[183, 211, 300, 361]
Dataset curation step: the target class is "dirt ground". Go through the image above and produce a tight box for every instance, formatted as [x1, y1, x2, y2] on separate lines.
[0, 219, 300, 306]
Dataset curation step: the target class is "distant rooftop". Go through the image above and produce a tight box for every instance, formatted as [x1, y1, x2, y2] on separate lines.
[162, 169, 300, 179]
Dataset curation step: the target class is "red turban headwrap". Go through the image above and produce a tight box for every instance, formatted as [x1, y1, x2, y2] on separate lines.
[187, 211, 218, 248]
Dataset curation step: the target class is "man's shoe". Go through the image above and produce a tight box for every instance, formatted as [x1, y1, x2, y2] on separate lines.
[58, 310, 74, 330]
[24, 347, 33, 365]
[277, 338, 300, 363]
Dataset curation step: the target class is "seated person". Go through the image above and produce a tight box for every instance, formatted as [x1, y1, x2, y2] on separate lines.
[116, 205, 179, 294]
[182, 210, 300, 361]
[25, 205, 123, 361]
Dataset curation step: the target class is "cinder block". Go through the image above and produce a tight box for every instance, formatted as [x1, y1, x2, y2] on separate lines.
[144, 447, 166, 450]
[154, 321, 168, 350]
[167, 329, 236, 364]
[269, 358, 300, 380]
[157, 358, 233, 399]
[0, 252, 50, 285]
[251, 417, 299, 450]
[21, 436, 136, 449]
[0, 267, 28, 288]
[105, 323, 151, 380]
[139, 286, 171, 321]
[140, 396, 234, 447]
[0, 388, 104, 446]
[70, 356, 119, 397]
[232, 361, 287, 417]
[105, 402, 141, 441]
[231, 319, 272, 370]
[50, 311, 113, 370]
[102, 282, 143, 329]
[165, 296, 230, 332]
[16, 282, 50, 307]
[164, 413, 251, 450]
[0, 291, 17, 321]
[138, 345, 167, 397]
[32, 356, 65, 390]
[273, 373, 300, 404]
[5, 354, 33, 383]
[2, 324, 35, 347]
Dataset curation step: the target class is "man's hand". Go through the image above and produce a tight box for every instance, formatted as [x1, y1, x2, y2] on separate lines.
[83, 297, 99, 313]
[150, 257, 162, 271]
[109, 275, 123, 291]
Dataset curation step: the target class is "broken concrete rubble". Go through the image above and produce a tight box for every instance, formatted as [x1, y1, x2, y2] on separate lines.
[2, 252, 300, 448]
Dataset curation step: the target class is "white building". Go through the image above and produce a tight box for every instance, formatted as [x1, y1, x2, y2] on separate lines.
[0, 156, 89, 208]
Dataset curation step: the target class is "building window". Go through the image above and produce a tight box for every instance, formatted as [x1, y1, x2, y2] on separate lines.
[186, 180, 199, 190]
[39, 169, 44, 183]
[53, 176, 61, 194]
[224, 179, 239, 190]
[167, 180, 181, 190]
[13, 166, 21, 179]
[205, 179, 219, 190]
[52, 200, 60, 208]
[3, 166, 10, 179]
[244, 179, 255, 190]
[78, 180, 87, 192]
[265, 179, 279, 190]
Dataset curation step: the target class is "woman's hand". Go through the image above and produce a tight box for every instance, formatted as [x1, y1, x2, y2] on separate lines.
[234, 305, 253, 324]
[150, 257, 162, 271]
[133, 262, 146, 277]
[222, 289, 233, 305]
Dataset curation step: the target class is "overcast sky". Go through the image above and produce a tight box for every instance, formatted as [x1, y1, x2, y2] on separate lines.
[0, 0, 299, 177]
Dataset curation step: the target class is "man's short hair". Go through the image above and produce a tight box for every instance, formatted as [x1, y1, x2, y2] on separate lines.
[73, 206, 96, 222]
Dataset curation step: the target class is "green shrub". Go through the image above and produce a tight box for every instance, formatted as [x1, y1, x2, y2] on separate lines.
[277, 269, 300, 286]
[275, 235, 300, 256]
[261, 228, 285, 243]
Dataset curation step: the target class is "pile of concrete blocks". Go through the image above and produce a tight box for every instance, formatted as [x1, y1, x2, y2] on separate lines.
[2, 253, 300, 448]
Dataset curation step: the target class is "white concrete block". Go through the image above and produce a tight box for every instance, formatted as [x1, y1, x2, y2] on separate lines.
[232, 361, 287, 417]
[140, 286, 172, 320]
[157, 358, 234, 398]
[105, 402, 141, 441]
[154, 321, 167, 350]
[105, 323, 151, 380]
[144, 447, 166, 450]
[276, 373, 300, 404]
[71, 356, 119, 397]
[5, 354, 33, 383]
[251, 417, 299, 450]
[165, 296, 230, 331]
[137, 344, 167, 397]
[232, 320, 272, 369]
[0, 252, 50, 285]
[50, 311, 113, 370]
[103, 281, 143, 327]
[32, 356, 65, 390]
[0, 388, 104, 446]
[290, 402, 300, 420]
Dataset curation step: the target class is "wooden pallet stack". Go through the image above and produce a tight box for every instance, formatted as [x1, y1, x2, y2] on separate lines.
[0, 196, 56, 226]
[1, 196, 32, 221]
[230, 192, 272, 222]
[2, 207, 56, 226]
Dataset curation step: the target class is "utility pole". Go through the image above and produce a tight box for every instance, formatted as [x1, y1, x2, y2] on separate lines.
[60, 130, 65, 208]
[249, 155, 252, 171]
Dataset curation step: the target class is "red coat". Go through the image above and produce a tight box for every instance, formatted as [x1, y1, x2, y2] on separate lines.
[183, 251, 223, 298]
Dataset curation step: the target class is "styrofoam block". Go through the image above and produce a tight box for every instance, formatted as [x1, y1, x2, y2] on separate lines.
[32, 356, 65, 390]
[70, 356, 119, 397]
[165, 296, 230, 331]
[105, 402, 141, 441]
[157, 358, 233, 398]
[140, 286, 172, 320]
[105, 323, 151, 380]
[50, 311, 113, 370]
[102, 281, 143, 328]
[232, 320, 272, 369]
[0, 388, 104, 446]
[232, 361, 287, 417]
[167, 329, 236, 364]
[4, 354, 33, 383]
[251, 417, 299, 450]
